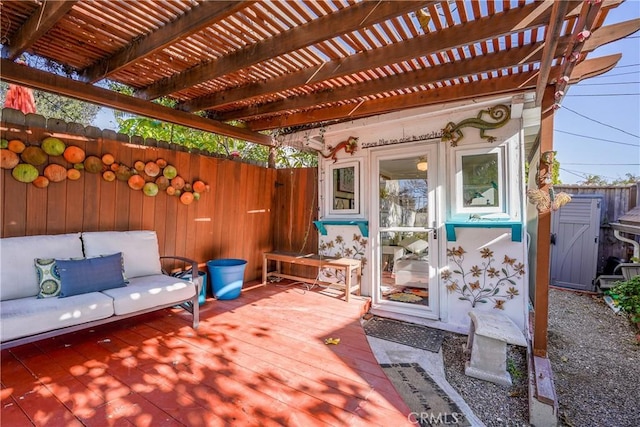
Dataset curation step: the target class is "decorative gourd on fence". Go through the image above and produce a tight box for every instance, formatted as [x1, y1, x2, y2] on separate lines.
[0, 137, 208, 204]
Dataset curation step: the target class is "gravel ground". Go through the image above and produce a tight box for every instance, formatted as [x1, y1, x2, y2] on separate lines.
[442, 333, 530, 426]
[547, 288, 640, 427]
[441, 288, 640, 427]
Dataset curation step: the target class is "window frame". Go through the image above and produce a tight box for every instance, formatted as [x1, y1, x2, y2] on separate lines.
[326, 160, 361, 216]
[453, 146, 506, 217]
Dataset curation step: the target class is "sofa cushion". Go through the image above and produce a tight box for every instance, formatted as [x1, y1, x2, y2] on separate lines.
[0, 292, 114, 342]
[101, 274, 195, 316]
[1, 233, 84, 301]
[398, 236, 429, 254]
[57, 253, 127, 298]
[82, 231, 162, 279]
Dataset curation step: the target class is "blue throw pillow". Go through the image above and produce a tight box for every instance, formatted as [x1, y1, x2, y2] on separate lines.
[57, 252, 127, 298]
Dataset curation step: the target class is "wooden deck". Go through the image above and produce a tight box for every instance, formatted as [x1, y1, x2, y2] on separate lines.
[1, 281, 413, 426]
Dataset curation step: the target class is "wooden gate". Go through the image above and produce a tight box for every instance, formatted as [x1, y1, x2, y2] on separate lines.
[550, 195, 602, 291]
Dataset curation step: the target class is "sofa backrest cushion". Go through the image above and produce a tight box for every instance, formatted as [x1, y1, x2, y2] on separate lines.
[82, 230, 162, 278]
[0, 232, 84, 301]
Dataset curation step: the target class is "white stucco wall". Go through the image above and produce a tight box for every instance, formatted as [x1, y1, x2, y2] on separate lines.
[296, 94, 535, 332]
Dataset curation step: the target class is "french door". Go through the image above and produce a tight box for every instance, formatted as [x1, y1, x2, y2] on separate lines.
[371, 144, 439, 318]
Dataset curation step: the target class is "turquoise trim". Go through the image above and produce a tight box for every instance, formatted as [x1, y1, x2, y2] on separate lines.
[445, 221, 522, 242]
[313, 220, 369, 237]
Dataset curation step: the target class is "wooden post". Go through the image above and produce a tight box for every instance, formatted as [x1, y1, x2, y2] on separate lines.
[533, 86, 556, 357]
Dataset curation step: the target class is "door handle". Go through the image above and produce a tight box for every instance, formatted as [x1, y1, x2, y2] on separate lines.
[550, 233, 556, 245]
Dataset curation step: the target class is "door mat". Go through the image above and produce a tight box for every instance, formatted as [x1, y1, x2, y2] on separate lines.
[381, 363, 470, 427]
[364, 317, 444, 352]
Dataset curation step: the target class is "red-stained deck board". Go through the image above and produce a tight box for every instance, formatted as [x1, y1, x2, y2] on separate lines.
[1, 281, 412, 426]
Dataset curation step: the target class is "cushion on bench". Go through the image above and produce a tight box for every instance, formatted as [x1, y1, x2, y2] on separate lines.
[101, 274, 196, 316]
[0, 233, 84, 301]
[0, 292, 114, 342]
[82, 230, 162, 279]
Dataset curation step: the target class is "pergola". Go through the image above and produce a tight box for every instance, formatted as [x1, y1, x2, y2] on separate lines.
[1, 0, 638, 356]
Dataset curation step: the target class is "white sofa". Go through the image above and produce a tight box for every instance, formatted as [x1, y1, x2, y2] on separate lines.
[0, 230, 200, 350]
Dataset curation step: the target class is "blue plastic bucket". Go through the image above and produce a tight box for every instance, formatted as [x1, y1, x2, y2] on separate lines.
[207, 259, 247, 300]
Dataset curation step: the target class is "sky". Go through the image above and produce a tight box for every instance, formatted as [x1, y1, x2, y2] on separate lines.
[554, 0, 640, 184]
[93, 1, 640, 185]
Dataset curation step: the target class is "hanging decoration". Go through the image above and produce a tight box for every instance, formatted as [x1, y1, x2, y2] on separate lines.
[3, 60, 36, 114]
[527, 150, 571, 213]
[320, 136, 358, 163]
[4, 84, 36, 114]
[441, 104, 511, 147]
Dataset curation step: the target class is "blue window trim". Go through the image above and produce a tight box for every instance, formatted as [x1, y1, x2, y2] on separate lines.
[313, 220, 369, 237]
[445, 221, 522, 242]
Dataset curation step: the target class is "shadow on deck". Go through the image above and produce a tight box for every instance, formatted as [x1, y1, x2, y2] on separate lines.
[1, 280, 414, 426]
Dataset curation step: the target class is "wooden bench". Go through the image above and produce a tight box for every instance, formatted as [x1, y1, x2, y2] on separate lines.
[262, 251, 362, 302]
[464, 311, 527, 386]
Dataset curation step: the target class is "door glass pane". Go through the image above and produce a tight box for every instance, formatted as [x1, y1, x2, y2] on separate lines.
[379, 158, 429, 227]
[379, 155, 430, 307]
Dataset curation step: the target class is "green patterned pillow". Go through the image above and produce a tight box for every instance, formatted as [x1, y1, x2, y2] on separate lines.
[35, 258, 63, 298]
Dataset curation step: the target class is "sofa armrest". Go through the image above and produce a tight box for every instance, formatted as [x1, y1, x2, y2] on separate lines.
[161, 256, 201, 293]
[160, 256, 199, 275]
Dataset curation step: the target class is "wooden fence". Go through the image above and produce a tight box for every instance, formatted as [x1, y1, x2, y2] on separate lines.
[555, 184, 639, 272]
[1, 115, 318, 282]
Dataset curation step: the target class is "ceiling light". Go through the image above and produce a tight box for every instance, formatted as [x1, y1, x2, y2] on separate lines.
[417, 158, 428, 171]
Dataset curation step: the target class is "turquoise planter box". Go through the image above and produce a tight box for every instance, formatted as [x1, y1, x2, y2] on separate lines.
[179, 271, 208, 305]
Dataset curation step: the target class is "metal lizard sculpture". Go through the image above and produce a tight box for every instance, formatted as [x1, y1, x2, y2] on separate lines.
[320, 136, 358, 163]
[441, 104, 511, 147]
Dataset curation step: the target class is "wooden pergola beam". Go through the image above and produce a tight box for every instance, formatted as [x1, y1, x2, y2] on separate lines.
[139, 1, 436, 100]
[220, 43, 550, 121]
[247, 54, 621, 131]
[181, 0, 564, 113]
[249, 72, 542, 131]
[551, 0, 604, 108]
[534, 0, 571, 107]
[220, 16, 635, 122]
[80, 1, 250, 83]
[0, 59, 272, 146]
[2, 1, 78, 60]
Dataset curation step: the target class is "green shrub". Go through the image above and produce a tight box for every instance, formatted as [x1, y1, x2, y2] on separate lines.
[606, 275, 640, 323]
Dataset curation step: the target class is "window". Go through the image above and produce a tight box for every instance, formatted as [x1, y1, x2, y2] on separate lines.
[328, 161, 360, 215]
[454, 147, 505, 215]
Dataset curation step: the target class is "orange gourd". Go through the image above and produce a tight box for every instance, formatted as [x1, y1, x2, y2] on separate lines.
[32, 176, 50, 188]
[128, 174, 145, 190]
[7, 139, 26, 153]
[171, 176, 185, 190]
[63, 146, 86, 164]
[67, 168, 81, 180]
[101, 153, 115, 165]
[180, 191, 194, 205]
[144, 161, 160, 177]
[44, 164, 68, 182]
[103, 170, 116, 182]
[133, 160, 145, 172]
[1, 149, 20, 169]
[192, 180, 206, 193]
